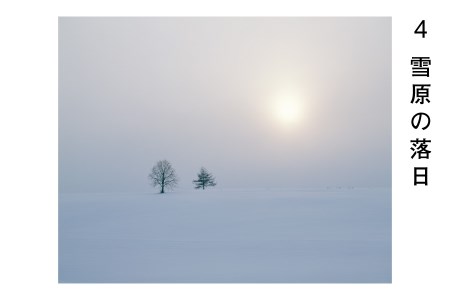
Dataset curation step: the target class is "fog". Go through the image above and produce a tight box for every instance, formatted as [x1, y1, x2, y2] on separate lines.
[59, 17, 391, 193]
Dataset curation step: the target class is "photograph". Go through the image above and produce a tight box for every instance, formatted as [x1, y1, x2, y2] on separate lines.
[58, 17, 392, 283]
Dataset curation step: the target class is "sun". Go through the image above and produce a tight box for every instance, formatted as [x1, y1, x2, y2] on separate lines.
[273, 93, 302, 126]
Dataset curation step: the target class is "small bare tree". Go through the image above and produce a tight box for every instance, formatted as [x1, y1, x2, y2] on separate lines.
[148, 160, 178, 193]
[193, 167, 217, 190]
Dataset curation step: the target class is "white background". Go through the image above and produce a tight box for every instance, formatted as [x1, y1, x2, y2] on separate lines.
[1, 0, 449, 299]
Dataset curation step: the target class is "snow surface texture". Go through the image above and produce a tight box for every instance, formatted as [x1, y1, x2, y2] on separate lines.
[59, 188, 391, 283]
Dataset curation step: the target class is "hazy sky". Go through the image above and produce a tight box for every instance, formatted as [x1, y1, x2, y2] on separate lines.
[59, 17, 391, 193]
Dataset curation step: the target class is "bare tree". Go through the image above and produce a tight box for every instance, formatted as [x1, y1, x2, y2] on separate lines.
[193, 167, 217, 190]
[148, 160, 178, 193]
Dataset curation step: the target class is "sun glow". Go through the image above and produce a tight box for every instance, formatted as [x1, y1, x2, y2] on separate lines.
[273, 92, 302, 126]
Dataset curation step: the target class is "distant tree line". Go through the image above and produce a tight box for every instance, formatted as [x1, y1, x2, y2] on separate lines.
[148, 160, 216, 193]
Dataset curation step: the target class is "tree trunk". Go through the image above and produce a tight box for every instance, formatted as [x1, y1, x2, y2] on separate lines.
[161, 185, 165, 193]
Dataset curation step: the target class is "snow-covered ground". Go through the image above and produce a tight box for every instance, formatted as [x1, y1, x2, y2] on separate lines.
[59, 188, 391, 283]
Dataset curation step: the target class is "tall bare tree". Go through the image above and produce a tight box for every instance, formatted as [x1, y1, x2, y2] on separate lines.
[148, 160, 178, 193]
[193, 167, 217, 190]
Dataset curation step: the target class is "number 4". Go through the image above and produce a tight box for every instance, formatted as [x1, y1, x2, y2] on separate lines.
[414, 20, 427, 38]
